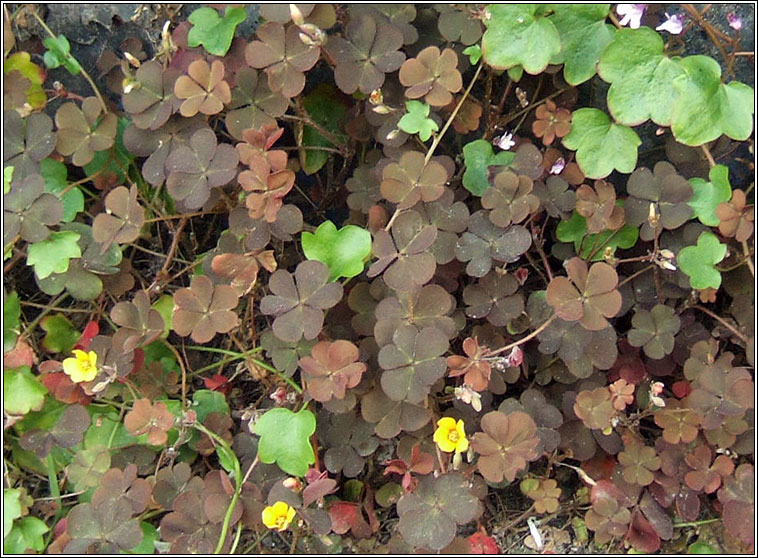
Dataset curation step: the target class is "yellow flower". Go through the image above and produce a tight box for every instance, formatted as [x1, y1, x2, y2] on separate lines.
[62, 350, 99, 383]
[262, 501, 297, 532]
[433, 417, 469, 454]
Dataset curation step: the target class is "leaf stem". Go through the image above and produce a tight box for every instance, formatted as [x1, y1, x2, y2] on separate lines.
[488, 314, 557, 357]
[384, 62, 483, 232]
[672, 517, 720, 528]
[193, 422, 242, 555]
[690, 305, 749, 344]
[617, 264, 656, 289]
[741, 239, 754, 277]
[21, 293, 68, 338]
[26, 7, 108, 114]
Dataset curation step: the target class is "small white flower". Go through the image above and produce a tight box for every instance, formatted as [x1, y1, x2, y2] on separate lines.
[656, 13, 684, 35]
[617, 4, 646, 29]
[494, 131, 515, 151]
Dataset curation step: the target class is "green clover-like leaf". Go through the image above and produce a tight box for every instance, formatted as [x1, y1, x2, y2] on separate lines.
[4, 366, 48, 416]
[4, 167, 13, 195]
[3, 516, 48, 554]
[40, 158, 83, 222]
[688, 164, 732, 227]
[4, 291, 21, 354]
[462, 44, 482, 65]
[549, 4, 616, 86]
[482, 4, 560, 74]
[677, 231, 726, 290]
[462, 139, 514, 196]
[40, 313, 80, 354]
[397, 100, 438, 142]
[42, 35, 81, 75]
[556, 211, 638, 261]
[562, 108, 640, 179]
[302, 221, 372, 281]
[671, 55, 755, 146]
[187, 6, 247, 56]
[26, 230, 82, 280]
[597, 27, 683, 126]
[252, 407, 316, 476]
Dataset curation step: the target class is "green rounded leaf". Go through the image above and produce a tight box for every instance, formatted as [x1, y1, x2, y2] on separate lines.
[302, 221, 372, 281]
[597, 27, 683, 126]
[187, 6, 247, 56]
[252, 407, 316, 476]
[4, 367, 48, 416]
[3, 516, 48, 554]
[27, 230, 81, 280]
[42, 35, 81, 75]
[462, 139, 514, 196]
[562, 108, 640, 179]
[688, 164, 732, 227]
[41, 158, 83, 222]
[4, 292, 21, 354]
[40, 313, 80, 354]
[556, 211, 639, 261]
[398, 100, 439, 142]
[677, 231, 726, 290]
[671, 55, 755, 146]
[4, 489, 23, 538]
[483, 4, 560, 74]
[550, 4, 616, 86]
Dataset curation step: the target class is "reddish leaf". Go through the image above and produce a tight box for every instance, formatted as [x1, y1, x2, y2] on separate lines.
[468, 530, 499, 554]
[203, 374, 231, 395]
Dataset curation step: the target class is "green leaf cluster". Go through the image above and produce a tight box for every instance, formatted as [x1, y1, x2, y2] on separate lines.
[42, 35, 81, 75]
[187, 6, 247, 56]
[398, 100, 439, 142]
[462, 139, 514, 196]
[252, 407, 316, 476]
[302, 221, 372, 281]
[556, 211, 638, 262]
[677, 231, 727, 290]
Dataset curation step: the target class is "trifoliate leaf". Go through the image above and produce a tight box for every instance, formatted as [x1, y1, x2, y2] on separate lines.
[550, 4, 616, 86]
[397, 100, 438, 142]
[562, 108, 640, 179]
[677, 232, 726, 290]
[4, 366, 47, 416]
[187, 6, 247, 56]
[671, 55, 755, 146]
[462, 139, 515, 196]
[42, 35, 81, 75]
[482, 5, 560, 74]
[26, 231, 81, 280]
[252, 407, 316, 476]
[302, 221, 372, 281]
[597, 27, 683, 126]
[40, 158, 83, 222]
[688, 165, 732, 227]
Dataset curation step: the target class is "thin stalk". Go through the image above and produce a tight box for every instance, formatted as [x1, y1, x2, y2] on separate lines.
[741, 239, 754, 277]
[691, 305, 749, 343]
[385, 62, 483, 232]
[193, 422, 242, 555]
[488, 314, 557, 357]
[21, 293, 68, 337]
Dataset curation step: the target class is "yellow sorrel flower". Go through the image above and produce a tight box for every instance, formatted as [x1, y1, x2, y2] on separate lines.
[62, 350, 98, 383]
[433, 417, 469, 454]
[262, 501, 296, 532]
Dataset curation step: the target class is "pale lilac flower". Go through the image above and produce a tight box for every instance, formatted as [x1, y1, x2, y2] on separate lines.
[617, 4, 646, 29]
[656, 13, 684, 35]
[503, 346, 523, 368]
[727, 12, 742, 31]
[494, 131, 515, 151]
[549, 157, 566, 175]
